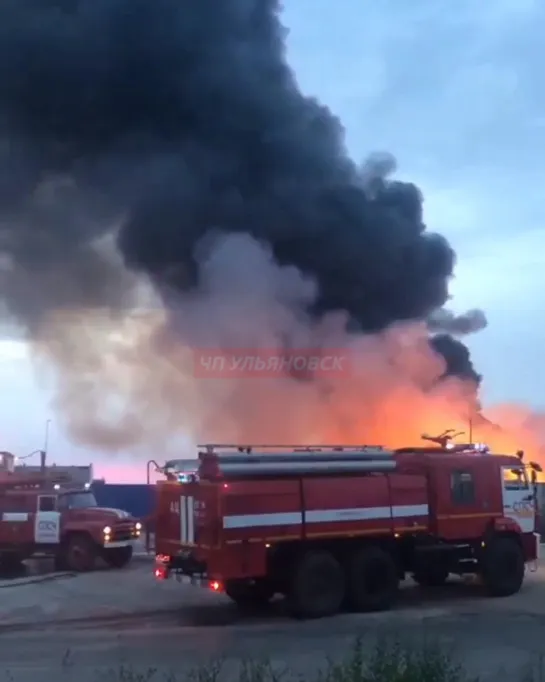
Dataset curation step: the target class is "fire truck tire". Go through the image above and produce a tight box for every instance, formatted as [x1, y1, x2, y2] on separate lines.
[286, 550, 345, 619]
[412, 565, 449, 588]
[103, 546, 133, 569]
[225, 580, 274, 609]
[347, 546, 399, 612]
[61, 533, 97, 572]
[481, 536, 525, 597]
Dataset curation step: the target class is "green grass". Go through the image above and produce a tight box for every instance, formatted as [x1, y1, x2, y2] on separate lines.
[3, 638, 541, 681]
[317, 638, 471, 682]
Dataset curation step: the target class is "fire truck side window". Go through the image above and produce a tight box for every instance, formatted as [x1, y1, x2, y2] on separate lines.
[450, 470, 475, 505]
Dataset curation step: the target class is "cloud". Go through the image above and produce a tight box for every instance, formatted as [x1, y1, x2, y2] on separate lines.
[0, 340, 28, 363]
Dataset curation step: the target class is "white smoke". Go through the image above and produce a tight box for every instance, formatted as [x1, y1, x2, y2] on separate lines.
[24, 232, 479, 458]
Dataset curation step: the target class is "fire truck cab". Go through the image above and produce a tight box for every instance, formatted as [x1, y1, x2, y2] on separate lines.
[154, 442, 541, 619]
[0, 452, 141, 572]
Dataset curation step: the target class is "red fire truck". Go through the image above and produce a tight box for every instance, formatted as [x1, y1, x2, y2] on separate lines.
[0, 452, 141, 572]
[154, 441, 541, 619]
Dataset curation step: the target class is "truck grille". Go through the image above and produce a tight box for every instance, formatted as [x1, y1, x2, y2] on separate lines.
[110, 525, 135, 542]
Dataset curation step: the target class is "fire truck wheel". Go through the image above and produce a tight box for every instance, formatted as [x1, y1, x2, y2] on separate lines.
[412, 565, 449, 588]
[481, 536, 525, 597]
[286, 550, 345, 619]
[347, 546, 399, 612]
[62, 533, 97, 572]
[103, 546, 133, 569]
[225, 580, 274, 610]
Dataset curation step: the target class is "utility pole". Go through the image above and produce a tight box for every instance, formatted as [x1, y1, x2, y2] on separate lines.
[468, 415, 473, 443]
[41, 419, 51, 472]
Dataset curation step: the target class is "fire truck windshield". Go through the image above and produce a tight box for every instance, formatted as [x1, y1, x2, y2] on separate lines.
[503, 467, 529, 491]
[57, 491, 98, 510]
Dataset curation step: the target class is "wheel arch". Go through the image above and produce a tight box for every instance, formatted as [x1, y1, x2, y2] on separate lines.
[61, 528, 95, 546]
[483, 519, 523, 549]
[268, 535, 400, 582]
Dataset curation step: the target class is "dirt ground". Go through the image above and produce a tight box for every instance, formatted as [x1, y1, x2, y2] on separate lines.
[1, 558, 545, 682]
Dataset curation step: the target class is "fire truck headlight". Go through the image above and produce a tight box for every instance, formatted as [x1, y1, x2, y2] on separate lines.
[135, 522, 142, 531]
[103, 526, 112, 535]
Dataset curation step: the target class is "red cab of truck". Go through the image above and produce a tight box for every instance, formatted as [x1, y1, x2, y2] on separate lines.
[0, 458, 141, 572]
[154, 442, 541, 619]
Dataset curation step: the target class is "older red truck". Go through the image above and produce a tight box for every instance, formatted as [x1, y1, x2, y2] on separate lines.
[154, 441, 540, 619]
[0, 458, 141, 571]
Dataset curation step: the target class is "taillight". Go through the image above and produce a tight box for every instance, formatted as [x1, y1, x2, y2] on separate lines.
[154, 554, 170, 581]
[209, 580, 223, 592]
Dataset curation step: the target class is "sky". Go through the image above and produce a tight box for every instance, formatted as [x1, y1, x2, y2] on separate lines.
[1, 0, 544, 481]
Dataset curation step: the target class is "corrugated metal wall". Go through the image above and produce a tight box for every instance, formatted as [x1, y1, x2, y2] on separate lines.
[92, 482, 156, 521]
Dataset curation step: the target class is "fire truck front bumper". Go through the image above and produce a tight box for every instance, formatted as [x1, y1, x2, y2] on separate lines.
[533, 532, 541, 561]
[521, 532, 541, 571]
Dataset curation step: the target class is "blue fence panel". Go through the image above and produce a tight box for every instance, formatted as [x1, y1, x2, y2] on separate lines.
[91, 482, 156, 520]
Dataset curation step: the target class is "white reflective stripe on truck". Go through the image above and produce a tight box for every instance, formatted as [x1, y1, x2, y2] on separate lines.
[223, 504, 429, 529]
[180, 494, 187, 542]
[187, 496, 195, 544]
[2, 513, 29, 522]
[180, 495, 195, 544]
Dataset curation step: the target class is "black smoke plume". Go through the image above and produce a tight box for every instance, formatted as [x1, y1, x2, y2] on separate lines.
[429, 335, 482, 385]
[0, 0, 477, 381]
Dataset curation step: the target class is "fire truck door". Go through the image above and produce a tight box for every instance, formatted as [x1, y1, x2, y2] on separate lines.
[501, 465, 534, 533]
[35, 495, 61, 544]
[434, 462, 493, 540]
